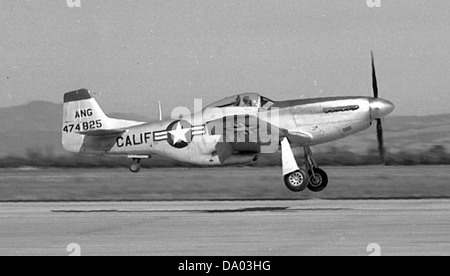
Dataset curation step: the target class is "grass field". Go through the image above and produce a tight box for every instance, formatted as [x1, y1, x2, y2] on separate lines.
[0, 166, 449, 201]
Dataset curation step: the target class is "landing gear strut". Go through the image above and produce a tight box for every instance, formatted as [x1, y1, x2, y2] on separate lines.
[281, 138, 329, 193]
[304, 146, 328, 192]
[129, 158, 141, 173]
[281, 138, 309, 192]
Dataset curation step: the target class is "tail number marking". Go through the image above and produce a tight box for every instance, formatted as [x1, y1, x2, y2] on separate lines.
[75, 109, 93, 119]
[63, 119, 102, 133]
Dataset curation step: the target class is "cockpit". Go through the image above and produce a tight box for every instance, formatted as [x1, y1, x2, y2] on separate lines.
[205, 93, 275, 109]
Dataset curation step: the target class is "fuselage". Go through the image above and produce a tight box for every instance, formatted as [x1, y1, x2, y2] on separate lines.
[91, 96, 394, 166]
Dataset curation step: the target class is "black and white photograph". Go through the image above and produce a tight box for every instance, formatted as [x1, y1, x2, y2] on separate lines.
[1, 0, 450, 259]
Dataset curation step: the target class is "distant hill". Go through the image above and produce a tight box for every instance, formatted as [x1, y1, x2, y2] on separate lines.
[321, 114, 450, 154]
[0, 101, 150, 157]
[0, 101, 448, 157]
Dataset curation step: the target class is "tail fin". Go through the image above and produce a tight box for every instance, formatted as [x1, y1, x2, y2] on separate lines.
[62, 89, 145, 153]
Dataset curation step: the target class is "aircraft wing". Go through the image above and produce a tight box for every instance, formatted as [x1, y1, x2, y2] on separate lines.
[283, 129, 313, 146]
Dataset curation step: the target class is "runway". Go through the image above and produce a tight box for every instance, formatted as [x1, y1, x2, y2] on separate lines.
[1, 199, 450, 256]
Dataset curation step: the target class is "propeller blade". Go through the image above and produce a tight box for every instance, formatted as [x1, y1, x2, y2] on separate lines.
[371, 51, 379, 99]
[376, 118, 385, 164]
[372, 51, 385, 163]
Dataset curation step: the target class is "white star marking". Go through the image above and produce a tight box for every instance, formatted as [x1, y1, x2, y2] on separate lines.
[169, 122, 190, 144]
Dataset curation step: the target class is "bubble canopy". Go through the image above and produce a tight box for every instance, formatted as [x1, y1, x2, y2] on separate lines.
[205, 93, 274, 109]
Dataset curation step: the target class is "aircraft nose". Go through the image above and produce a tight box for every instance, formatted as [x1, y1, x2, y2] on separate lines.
[369, 98, 395, 119]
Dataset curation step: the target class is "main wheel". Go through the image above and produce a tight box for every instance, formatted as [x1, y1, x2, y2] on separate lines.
[284, 169, 309, 192]
[130, 162, 141, 173]
[307, 168, 328, 192]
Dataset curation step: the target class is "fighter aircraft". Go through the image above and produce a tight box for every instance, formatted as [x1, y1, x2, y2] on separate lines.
[62, 53, 394, 192]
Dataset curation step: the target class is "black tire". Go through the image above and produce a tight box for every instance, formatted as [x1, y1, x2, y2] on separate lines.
[284, 169, 309, 192]
[130, 163, 141, 173]
[307, 168, 328, 192]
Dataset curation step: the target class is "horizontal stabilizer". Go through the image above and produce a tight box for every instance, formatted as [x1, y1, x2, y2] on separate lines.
[77, 129, 126, 137]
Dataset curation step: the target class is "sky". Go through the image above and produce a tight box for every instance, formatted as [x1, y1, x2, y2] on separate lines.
[1, 0, 450, 117]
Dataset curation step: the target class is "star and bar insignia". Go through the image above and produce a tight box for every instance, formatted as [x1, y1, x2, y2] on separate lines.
[154, 120, 206, 149]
